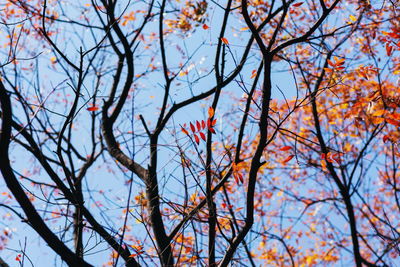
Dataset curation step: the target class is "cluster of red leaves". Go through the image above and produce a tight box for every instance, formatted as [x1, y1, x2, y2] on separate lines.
[280, 146, 295, 163]
[181, 107, 216, 145]
[321, 152, 341, 164]
[382, 29, 400, 56]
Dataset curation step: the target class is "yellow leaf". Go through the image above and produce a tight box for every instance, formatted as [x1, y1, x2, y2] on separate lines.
[372, 109, 385, 116]
[349, 15, 357, 22]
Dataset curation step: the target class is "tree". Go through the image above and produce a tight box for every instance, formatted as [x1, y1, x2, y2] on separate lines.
[0, 0, 399, 266]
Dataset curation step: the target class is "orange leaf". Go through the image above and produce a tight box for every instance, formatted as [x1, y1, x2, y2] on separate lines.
[250, 69, 257, 79]
[282, 155, 294, 163]
[372, 109, 385, 116]
[279, 146, 292, 151]
[327, 59, 335, 67]
[221, 37, 229, 45]
[87, 106, 99, 111]
[211, 119, 217, 126]
[181, 127, 189, 135]
[202, 24, 209, 30]
[208, 107, 214, 118]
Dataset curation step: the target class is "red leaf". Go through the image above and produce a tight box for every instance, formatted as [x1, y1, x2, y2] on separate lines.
[190, 122, 196, 132]
[326, 152, 334, 163]
[292, 2, 303, 7]
[201, 120, 206, 129]
[87, 105, 99, 111]
[181, 127, 189, 135]
[250, 69, 257, 79]
[193, 134, 200, 145]
[234, 172, 244, 184]
[282, 155, 294, 163]
[211, 119, 217, 126]
[202, 24, 209, 30]
[279, 146, 292, 151]
[383, 135, 390, 143]
[321, 153, 326, 160]
[386, 118, 400, 127]
[209, 127, 216, 134]
[327, 59, 335, 67]
[331, 153, 341, 164]
[196, 120, 201, 131]
[386, 43, 393, 56]
[221, 37, 229, 45]
[207, 118, 211, 128]
[199, 132, 206, 141]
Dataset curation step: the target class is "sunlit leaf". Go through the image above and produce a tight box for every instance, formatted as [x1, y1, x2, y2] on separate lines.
[221, 37, 229, 45]
[208, 107, 214, 118]
[282, 155, 294, 163]
[87, 106, 99, 111]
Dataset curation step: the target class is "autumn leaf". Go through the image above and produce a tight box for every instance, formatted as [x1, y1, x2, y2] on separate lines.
[190, 122, 196, 132]
[386, 118, 400, 127]
[349, 15, 357, 22]
[196, 120, 201, 131]
[199, 132, 206, 141]
[386, 43, 393, 56]
[193, 134, 200, 145]
[331, 153, 341, 164]
[279, 146, 292, 151]
[221, 37, 229, 45]
[233, 172, 244, 184]
[208, 107, 214, 118]
[282, 155, 294, 163]
[292, 2, 303, 7]
[326, 152, 334, 163]
[87, 105, 99, 111]
[202, 24, 209, 30]
[201, 120, 206, 129]
[181, 127, 189, 135]
[250, 69, 257, 79]
[372, 109, 385, 117]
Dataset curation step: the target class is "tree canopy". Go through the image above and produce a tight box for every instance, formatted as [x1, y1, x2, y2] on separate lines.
[0, 0, 399, 266]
